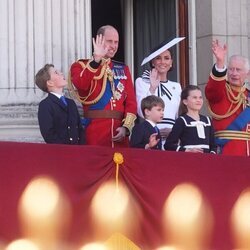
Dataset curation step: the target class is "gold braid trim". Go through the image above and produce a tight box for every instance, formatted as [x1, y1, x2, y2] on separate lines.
[123, 113, 137, 135]
[210, 72, 227, 82]
[68, 59, 112, 105]
[206, 82, 247, 120]
[215, 130, 250, 140]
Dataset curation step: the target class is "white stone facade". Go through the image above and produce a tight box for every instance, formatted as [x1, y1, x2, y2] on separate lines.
[0, 0, 250, 142]
[0, 0, 91, 142]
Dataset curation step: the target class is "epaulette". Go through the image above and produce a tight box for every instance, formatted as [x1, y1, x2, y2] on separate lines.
[112, 60, 125, 65]
[77, 59, 91, 63]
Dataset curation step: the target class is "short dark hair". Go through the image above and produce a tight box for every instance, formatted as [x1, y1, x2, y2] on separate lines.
[141, 95, 165, 117]
[179, 85, 201, 115]
[35, 64, 54, 92]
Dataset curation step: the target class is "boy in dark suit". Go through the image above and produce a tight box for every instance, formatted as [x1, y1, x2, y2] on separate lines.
[130, 95, 164, 149]
[35, 64, 85, 144]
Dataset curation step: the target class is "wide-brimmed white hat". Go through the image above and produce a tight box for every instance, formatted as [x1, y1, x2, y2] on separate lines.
[141, 37, 185, 66]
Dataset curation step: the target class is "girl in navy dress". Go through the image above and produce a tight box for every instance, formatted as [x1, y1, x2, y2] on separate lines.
[164, 85, 216, 153]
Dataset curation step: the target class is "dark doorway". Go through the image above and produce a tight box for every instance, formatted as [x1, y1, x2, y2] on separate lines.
[91, 0, 124, 62]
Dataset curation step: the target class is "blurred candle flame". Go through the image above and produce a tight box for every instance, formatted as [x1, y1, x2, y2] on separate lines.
[162, 182, 213, 250]
[79, 242, 107, 250]
[231, 187, 250, 249]
[17, 175, 72, 249]
[5, 238, 40, 250]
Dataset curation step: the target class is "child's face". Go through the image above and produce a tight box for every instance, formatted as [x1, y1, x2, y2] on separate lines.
[183, 89, 203, 112]
[145, 105, 164, 123]
[48, 67, 67, 89]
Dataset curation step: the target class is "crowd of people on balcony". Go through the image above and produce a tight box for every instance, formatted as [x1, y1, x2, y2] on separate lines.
[35, 25, 250, 157]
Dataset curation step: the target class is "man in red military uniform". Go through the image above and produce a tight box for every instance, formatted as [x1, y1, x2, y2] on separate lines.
[70, 25, 137, 148]
[205, 40, 250, 156]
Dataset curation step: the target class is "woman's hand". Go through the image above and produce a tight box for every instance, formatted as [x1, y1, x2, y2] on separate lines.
[149, 68, 160, 94]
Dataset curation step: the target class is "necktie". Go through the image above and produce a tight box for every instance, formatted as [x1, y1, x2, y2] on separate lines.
[154, 126, 162, 149]
[60, 96, 68, 106]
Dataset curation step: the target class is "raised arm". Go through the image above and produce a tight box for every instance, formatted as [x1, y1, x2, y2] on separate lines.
[212, 39, 227, 69]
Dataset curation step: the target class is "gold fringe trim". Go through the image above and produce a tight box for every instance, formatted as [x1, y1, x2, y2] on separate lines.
[122, 113, 137, 135]
[215, 130, 250, 140]
[68, 59, 113, 105]
[210, 72, 227, 82]
[206, 82, 247, 120]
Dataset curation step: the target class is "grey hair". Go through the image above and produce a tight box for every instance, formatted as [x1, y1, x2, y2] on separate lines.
[228, 55, 250, 72]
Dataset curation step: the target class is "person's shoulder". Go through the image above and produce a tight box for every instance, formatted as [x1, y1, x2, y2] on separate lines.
[112, 60, 128, 69]
[133, 119, 147, 129]
[178, 115, 188, 123]
[136, 70, 150, 84]
[200, 114, 212, 123]
[112, 60, 126, 66]
[71, 59, 91, 68]
[66, 97, 77, 106]
[38, 94, 52, 108]
[168, 80, 182, 89]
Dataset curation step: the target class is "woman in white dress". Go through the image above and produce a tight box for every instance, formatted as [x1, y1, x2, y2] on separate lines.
[135, 43, 182, 142]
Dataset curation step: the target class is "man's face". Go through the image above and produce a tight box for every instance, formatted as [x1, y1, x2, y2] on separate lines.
[227, 58, 248, 87]
[103, 28, 119, 59]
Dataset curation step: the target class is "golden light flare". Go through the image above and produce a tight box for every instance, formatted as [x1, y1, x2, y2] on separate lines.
[91, 181, 129, 221]
[79, 242, 107, 250]
[162, 182, 213, 250]
[154, 246, 181, 250]
[90, 180, 141, 239]
[19, 176, 60, 219]
[17, 175, 72, 248]
[5, 239, 40, 250]
[230, 188, 250, 249]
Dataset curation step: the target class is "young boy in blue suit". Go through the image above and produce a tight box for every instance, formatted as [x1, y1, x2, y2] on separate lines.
[130, 95, 164, 149]
[35, 64, 85, 144]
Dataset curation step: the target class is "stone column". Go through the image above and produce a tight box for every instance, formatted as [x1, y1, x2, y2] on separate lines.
[195, 0, 250, 114]
[0, 0, 91, 142]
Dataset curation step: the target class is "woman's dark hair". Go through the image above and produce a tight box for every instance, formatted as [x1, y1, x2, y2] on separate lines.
[149, 41, 174, 72]
[179, 85, 201, 115]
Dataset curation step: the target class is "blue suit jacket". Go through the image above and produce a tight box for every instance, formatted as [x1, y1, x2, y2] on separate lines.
[130, 120, 162, 149]
[38, 93, 85, 144]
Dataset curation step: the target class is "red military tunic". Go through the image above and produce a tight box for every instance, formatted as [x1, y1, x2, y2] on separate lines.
[205, 65, 250, 156]
[70, 58, 137, 148]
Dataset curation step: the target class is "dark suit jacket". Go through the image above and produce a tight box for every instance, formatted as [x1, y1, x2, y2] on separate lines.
[38, 93, 85, 144]
[130, 120, 161, 150]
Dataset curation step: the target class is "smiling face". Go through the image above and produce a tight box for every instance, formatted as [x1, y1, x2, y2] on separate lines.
[151, 50, 173, 77]
[227, 56, 249, 87]
[183, 89, 203, 112]
[103, 27, 119, 59]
